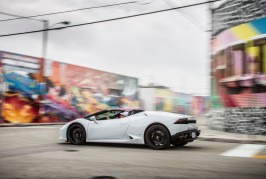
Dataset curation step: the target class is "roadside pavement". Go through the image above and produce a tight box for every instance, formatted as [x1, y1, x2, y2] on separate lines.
[0, 122, 67, 127]
[197, 116, 266, 144]
[1, 117, 266, 144]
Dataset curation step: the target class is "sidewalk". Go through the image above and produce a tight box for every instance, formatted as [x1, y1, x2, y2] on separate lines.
[197, 116, 266, 144]
[0, 122, 67, 127]
[0, 120, 266, 144]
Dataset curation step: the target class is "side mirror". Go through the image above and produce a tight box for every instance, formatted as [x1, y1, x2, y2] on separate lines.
[90, 116, 98, 124]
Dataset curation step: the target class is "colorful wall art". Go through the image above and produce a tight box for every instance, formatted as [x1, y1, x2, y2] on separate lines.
[0, 51, 140, 123]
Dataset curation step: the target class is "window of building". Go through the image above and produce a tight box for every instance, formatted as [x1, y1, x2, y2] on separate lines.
[248, 46, 260, 74]
[225, 48, 232, 77]
[264, 45, 266, 74]
[230, 43, 245, 76]
[254, 37, 266, 74]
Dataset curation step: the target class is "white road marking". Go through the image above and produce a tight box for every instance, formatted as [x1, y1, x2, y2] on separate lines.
[221, 144, 266, 158]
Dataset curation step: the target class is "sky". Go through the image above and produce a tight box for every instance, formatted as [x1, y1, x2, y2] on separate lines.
[0, 0, 212, 95]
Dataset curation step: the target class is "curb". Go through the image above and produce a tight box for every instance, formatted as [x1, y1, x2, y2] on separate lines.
[198, 137, 266, 144]
[0, 122, 67, 127]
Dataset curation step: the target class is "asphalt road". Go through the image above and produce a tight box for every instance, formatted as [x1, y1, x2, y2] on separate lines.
[0, 126, 265, 179]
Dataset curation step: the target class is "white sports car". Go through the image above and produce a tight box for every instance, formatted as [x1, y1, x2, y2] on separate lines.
[59, 109, 200, 150]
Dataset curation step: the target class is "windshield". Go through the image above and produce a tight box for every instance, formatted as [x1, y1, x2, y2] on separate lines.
[96, 111, 122, 120]
[84, 109, 145, 120]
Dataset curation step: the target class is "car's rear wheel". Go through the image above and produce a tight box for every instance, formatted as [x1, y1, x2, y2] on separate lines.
[171, 140, 188, 147]
[145, 124, 170, 150]
[67, 124, 86, 145]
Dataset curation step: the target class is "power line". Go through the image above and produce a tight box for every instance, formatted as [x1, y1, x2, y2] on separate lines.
[0, 1, 140, 22]
[0, 12, 43, 22]
[163, 0, 204, 31]
[0, 0, 222, 38]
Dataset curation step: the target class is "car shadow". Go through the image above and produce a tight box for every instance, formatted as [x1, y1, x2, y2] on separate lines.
[168, 145, 206, 151]
[59, 142, 205, 151]
[59, 142, 148, 149]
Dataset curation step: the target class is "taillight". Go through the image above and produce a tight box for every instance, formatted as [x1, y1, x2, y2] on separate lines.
[174, 118, 188, 124]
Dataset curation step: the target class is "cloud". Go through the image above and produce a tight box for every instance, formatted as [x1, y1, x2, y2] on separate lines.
[0, 0, 210, 95]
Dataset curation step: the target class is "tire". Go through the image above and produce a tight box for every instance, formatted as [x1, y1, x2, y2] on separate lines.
[67, 124, 86, 145]
[145, 124, 170, 150]
[171, 140, 188, 147]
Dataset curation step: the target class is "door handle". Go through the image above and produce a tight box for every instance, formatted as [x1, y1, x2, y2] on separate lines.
[120, 123, 128, 125]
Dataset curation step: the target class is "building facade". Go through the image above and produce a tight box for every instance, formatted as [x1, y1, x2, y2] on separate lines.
[140, 86, 209, 116]
[209, 0, 266, 135]
[210, 0, 266, 108]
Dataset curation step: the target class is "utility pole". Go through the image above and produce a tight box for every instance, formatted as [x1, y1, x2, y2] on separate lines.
[38, 20, 70, 115]
[38, 20, 49, 115]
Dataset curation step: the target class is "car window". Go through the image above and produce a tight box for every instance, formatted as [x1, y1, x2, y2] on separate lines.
[96, 112, 111, 120]
[129, 110, 145, 115]
[84, 110, 108, 119]
[96, 110, 123, 120]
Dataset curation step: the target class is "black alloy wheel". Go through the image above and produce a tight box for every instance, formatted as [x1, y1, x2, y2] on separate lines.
[67, 124, 86, 145]
[145, 124, 170, 150]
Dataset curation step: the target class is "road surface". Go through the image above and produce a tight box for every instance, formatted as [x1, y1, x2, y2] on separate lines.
[0, 126, 265, 179]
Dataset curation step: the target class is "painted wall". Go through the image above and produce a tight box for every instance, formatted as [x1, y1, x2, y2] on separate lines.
[0, 51, 140, 123]
[139, 88, 155, 111]
[211, 16, 266, 108]
[173, 92, 192, 115]
[140, 87, 209, 116]
[0, 51, 43, 123]
[154, 89, 173, 112]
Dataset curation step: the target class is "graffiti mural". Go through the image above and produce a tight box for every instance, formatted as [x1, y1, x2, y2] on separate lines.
[0, 51, 140, 123]
[211, 14, 266, 107]
[44, 61, 140, 122]
[192, 96, 209, 116]
[173, 93, 192, 115]
[154, 89, 173, 112]
[151, 88, 208, 116]
[0, 51, 43, 123]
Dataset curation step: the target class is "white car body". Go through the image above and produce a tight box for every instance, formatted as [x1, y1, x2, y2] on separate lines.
[59, 109, 200, 149]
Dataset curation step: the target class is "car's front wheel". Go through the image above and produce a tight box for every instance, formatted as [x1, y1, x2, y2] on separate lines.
[67, 124, 86, 145]
[145, 124, 170, 150]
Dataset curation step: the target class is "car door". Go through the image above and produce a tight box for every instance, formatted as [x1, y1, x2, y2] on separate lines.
[87, 117, 130, 140]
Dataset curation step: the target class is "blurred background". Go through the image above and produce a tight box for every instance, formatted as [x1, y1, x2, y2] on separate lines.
[0, 0, 265, 135]
[0, 1, 266, 179]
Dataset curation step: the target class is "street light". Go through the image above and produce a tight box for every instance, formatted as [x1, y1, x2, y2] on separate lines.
[39, 20, 71, 115]
[41, 20, 71, 77]
[41, 20, 71, 64]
